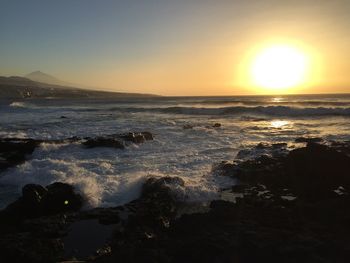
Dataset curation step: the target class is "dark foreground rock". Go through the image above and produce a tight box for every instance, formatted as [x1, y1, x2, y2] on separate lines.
[0, 132, 154, 173]
[83, 137, 125, 149]
[1, 182, 84, 223]
[91, 140, 350, 263]
[83, 131, 154, 149]
[1, 139, 350, 263]
[0, 138, 40, 172]
[0, 176, 184, 263]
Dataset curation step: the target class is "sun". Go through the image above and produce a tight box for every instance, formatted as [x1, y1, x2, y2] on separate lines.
[250, 44, 309, 92]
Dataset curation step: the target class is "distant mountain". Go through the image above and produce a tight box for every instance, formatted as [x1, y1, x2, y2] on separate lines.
[25, 71, 71, 86]
[0, 76, 158, 99]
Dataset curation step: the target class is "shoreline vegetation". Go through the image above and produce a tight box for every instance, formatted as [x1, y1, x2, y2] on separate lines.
[0, 134, 349, 262]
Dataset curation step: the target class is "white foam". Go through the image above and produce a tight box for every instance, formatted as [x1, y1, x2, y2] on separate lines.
[1, 96, 350, 209]
[9, 101, 27, 108]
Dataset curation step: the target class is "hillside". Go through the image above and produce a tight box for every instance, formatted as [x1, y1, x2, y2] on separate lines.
[25, 71, 71, 86]
[0, 76, 158, 99]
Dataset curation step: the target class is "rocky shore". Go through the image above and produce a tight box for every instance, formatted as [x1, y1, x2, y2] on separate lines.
[0, 135, 350, 262]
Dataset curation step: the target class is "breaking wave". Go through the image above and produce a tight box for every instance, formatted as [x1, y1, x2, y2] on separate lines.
[9, 101, 28, 108]
[105, 105, 350, 117]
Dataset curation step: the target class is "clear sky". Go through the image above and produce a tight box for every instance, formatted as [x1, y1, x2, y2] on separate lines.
[1, 0, 350, 95]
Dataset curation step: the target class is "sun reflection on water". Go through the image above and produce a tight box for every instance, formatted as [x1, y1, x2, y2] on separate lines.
[271, 97, 284, 103]
[270, 120, 290, 128]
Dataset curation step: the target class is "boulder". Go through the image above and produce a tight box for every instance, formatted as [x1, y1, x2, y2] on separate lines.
[295, 137, 323, 144]
[1, 182, 84, 222]
[183, 124, 194, 129]
[286, 143, 350, 199]
[119, 132, 153, 143]
[83, 137, 124, 149]
[141, 176, 185, 201]
[0, 139, 40, 172]
[43, 182, 84, 214]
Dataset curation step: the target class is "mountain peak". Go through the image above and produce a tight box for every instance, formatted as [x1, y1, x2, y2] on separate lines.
[25, 71, 69, 86]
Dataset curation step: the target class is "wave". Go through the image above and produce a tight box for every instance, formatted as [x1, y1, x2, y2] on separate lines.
[9, 101, 28, 108]
[181, 99, 350, 107]
[104, 105, 350, 117]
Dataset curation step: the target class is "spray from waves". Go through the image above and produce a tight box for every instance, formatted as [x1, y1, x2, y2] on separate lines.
[101, 105, 350, 117]
[0, 142, 236, 209]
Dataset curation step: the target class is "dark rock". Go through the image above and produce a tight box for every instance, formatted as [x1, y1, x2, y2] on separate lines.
[295, 137, 323, 144]
[2, 139, 350, 263]
[286, 143, 350, 200]
[22, 184, 48, 200]
[43, 182, 84, 214]
[140, 131, 154, 141]
[212, 161, 237, 177]
[79, 207, 120, 225]
[0, 138, 40, 172]
[83, 132, 153, 148]
[118, 132, 153, 144]
[60, 115, 67, 119]
[183, 124, 194, 129]
[83, 137, 125, 149]
[1, 182, 83, 222]
[0, 234, 64, 263]
[141, 176, 185, 200]
[213, 123, 221, 128]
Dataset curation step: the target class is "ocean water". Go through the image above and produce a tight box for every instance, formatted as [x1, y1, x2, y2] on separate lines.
[1, 94, 350, 208]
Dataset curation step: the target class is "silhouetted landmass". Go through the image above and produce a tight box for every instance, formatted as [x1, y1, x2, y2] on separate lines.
[25, 71, 71, 86]
[0, 76, 159, 99]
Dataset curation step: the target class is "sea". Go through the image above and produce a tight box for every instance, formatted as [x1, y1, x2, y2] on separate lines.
[1, 94, 350, 209]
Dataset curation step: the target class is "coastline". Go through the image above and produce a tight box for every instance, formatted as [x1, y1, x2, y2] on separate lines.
[1, 136, 349, 262]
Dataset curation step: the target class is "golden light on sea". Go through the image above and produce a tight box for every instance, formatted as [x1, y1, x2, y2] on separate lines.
[270, 120, 290, 129]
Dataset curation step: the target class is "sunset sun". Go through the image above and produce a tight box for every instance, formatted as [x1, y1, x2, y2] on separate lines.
[251, 45, 309, 92]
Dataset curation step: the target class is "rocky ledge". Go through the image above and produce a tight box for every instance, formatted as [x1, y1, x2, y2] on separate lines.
[0, 138, 350, 263]
[0, 131, 154, 173]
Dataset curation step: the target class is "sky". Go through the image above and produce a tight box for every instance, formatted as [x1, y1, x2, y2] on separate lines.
[1, 0, 350, 95]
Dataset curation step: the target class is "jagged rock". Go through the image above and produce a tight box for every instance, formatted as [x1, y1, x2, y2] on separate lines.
[0, 234, 64, 263]
[0, 138, 40, 172]
[118, 132, 153, 144]
[295, 137, 323, 144]
[83, 137, 124, 149]
[43, 182, 84, 214]
[1, 182, 84, 222]
[183, 124, 194, 129]
[286, 142, 350, 200]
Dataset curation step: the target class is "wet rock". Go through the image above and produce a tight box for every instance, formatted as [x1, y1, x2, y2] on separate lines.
[83, 137, 124, 149]
[213, 123, 221, 128]
[183, 124, 194, 129]
[212, 161, 237, 177]
[79, 207, 121, 225]
[141, 176, 185, 200]
[295, 137, 323, 144]
[22, 184, 48, 200]
[43, 182, 84, 214]
[0, 138, 40, 172]
[1, 182, 84, 222]
[0, 234, 64, 263]
[135, 176, 185, 223]
[140, 131, 153, 141]
[286, 142, 350, 200]
[118, 132, 153, 144]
